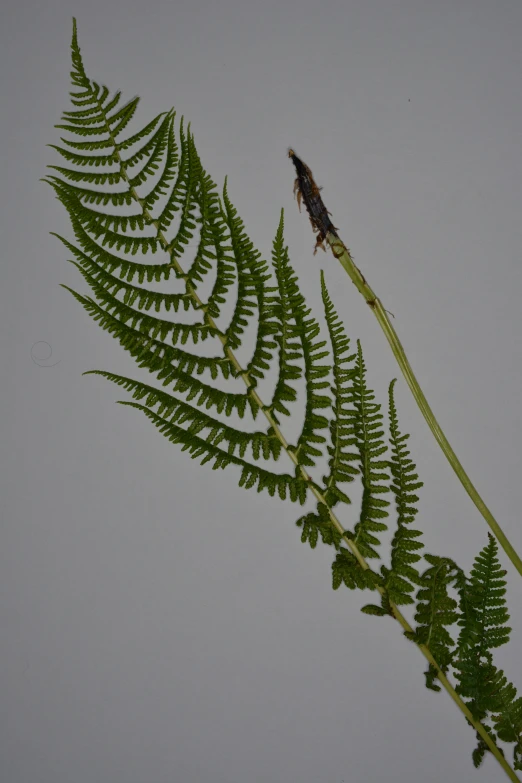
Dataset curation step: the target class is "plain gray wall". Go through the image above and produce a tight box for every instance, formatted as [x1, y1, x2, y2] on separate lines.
[2, 1, 522, 782]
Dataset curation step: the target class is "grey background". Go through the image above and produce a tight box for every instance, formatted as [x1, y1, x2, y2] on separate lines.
[2, 1, 522, 782]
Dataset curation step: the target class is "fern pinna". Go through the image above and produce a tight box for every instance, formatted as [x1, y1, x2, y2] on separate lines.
[45, 19, 522, 781]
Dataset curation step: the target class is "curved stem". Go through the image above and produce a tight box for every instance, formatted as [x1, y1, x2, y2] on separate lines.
[327, 233, 522, 580]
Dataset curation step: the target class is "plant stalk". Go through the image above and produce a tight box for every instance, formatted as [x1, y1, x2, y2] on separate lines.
[326, 232, 522, 580]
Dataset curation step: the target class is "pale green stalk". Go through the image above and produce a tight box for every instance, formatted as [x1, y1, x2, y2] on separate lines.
[325, 232, 522, 580]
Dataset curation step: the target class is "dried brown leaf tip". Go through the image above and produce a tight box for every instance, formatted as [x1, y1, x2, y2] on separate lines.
[288, 148, 339, 254]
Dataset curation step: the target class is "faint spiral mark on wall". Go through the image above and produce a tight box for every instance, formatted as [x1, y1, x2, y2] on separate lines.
[30, 341, 61, 367]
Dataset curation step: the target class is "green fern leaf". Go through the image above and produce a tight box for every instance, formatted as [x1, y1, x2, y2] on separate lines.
[381, 378, 425, 606]
[453, 535, 513, 733]
[350, 342, 391, 559]
[332, 548, 383, 592]
[119, 399, 306, 502]
[320, 273, 360, 507]
[413, 554, 465, 690]
[296, 502, 344, 550]
[84, 370, 282, 462]
[46, 19, 331, 515]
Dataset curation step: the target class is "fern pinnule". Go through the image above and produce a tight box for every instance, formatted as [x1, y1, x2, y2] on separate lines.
[360, 379, 424, 614]
[407, 555, 466, 691]
[383, 379, 425, 600]
[83, 370, 283, 462]
[271, 228, 331, 466]
[320, 270, 360, 508]
[348, 341, 390, 560]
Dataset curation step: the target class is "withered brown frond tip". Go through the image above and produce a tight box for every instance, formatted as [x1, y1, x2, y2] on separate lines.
[288, 148, 339, 254]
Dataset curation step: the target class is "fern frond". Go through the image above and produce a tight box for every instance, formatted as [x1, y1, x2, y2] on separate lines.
[332, 547, 384, 592]
[270, 229, 331, 465]
[51, 230, 195, 313]
[85, 370, 282, 461]
[292, 303, 330, 467]
[360, 379, 424, 615]
[265, 216, 303, 419]
[60, 285, 257, 419]
[47, 19, 326, 488]
[46, 22, 522, 781]
[119, 399, 306, 501]
[218, 180, 269, 350]
[296, 502, 344, 550]
[190, 171, 235, 322]
[408, 555, 466, 691]
[246, 255, 279, 383]
[453, 535, 512, 720]
[320, 273, 360, 507]
[162, 123, 203, 263]
[44, 177, 158, 249]
[492, 687, 522, 745]
[491, 682, 522, 771]
[67, 253, 214, 345]
[456, 533, 511, 658]
[350, 342, 391, 559]
[382, 379, 424, 603]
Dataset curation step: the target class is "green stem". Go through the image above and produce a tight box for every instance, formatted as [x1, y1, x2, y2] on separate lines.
[327, 233, 522, 579]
